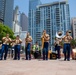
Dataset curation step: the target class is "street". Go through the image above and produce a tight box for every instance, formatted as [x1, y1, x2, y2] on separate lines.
[0, 58, 76, 75]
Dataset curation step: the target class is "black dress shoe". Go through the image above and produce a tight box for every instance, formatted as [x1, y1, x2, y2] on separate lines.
[67, 59, 70, 61]
[64, 59, 66, 61]
[25, 59, 28, 60]
[0, 59, 2, 60]
[13, 58, 17, 60]
[18, 58, 20, 60]
[46, 58, 48, 60]
[4, 58, 6, 60]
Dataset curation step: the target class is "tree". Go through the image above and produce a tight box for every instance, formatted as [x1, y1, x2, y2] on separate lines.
[71, 39, 76, 48]
[0, 23, 15, 40]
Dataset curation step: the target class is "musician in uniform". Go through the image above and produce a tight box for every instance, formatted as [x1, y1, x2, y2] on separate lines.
[54, 37, 62, 59]
[14, 35, 22, 60]
[1, 34, 11, 60]
[11, 40, 15, 58]
[0, 41, 2, 60]
[41, 30, 50, 60]
[25, 32, 32, 60]
[62, 31, 72, 61]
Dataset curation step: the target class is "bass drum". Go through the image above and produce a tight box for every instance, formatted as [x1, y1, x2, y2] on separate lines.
[48, 50, 57, 60]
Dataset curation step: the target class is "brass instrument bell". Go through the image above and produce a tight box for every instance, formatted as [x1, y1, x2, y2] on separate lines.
[58, 31, 62, 36]
[68, 30, 71, 33]
[56, 31, 64, 38]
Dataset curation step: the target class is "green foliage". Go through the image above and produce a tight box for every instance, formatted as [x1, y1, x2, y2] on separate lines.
[0, 23, 15, 40]
[71, 39, 76, 48]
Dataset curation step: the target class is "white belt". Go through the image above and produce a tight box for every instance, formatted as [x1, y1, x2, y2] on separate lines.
[64, 42, 70, 44]
[3, 43, 9, 45]
[27, 42, 31, 44]
[16, 44, 20, 45]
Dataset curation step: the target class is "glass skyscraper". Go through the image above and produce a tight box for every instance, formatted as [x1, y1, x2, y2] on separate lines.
[29, 0, 71, 47]
[20, 13, 28, 31]
[28, 0, 41, 44]
[0, 0, 6, 21]
[0, 0, 14, 29]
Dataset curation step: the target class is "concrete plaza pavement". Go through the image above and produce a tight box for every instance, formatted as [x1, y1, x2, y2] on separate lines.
[0, 58, 76, 75]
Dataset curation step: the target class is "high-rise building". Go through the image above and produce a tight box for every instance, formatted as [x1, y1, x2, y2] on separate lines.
[0, 0, 14, 28]
[29, 0, 71, 47]
[71, 18, 76, 39]
[20, 13, 28, 31]
[0, 0, 5, 22]
[28, 0, 42, 44]
[13, 6, 22, 33]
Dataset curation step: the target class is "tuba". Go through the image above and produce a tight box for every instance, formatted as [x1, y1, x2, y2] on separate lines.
[68, 30, 71, 33]
[56, 31, 64, 38]
[68, 30, 72, 36]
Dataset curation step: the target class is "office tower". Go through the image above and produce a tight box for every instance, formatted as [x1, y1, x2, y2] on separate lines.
[20, 13, 28, 31]
[28, 0, 42, 44]
[13, 6, 22, 33]
[71, 18, 76, 39]
[29, 0, 71, 47]
[0, 0, 14, 28]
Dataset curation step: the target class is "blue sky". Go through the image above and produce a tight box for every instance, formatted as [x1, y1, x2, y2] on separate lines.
[14, 0, 76, 18]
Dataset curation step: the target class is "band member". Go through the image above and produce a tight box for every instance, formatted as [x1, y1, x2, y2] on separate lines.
[33, 42, 40, 59]
[11, 40, 15, 58]
[14, 35, 22, 60]
[0, 41, 2, 60]
[41, 30, 50, 60]
[54, 37, 62, 59]
[25, 32, 32, 60]
[62, 31, 72, 61]
[1, 34, 11, 60]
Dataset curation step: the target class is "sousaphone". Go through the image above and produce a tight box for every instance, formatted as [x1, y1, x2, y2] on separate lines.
[56, 31, 64, 38]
